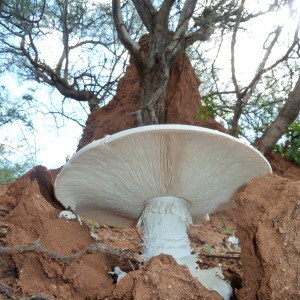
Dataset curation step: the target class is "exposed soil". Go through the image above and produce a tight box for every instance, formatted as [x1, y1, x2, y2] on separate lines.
[1, 38, 299, 299]
[235, 174, 300, 300]
[0, 161, 298, 300]
[267, 153, 300, 181]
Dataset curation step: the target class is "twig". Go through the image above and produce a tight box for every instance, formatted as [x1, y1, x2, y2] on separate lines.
[199, 253, 240, 260]
[19, 292, 52, 300]
[0, 238, 141, 265]
[230, 0, 245, 98]
[0, 281, 14, 298]
[0, 282, 52, 300]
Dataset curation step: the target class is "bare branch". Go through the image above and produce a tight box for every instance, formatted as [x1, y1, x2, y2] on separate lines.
[156, 0, 176, 35]
[159, 0, 176, 17]
[70, 39, 116, 49]
[231, 0, 245, 99]
[185, 27, 214, 46]
[173, 0, 197, 43]
[132, 0, 156, 32]
[242, 25, 283, 102]
[230, 16, 298, 137]
[19, 36, 101, 112]
[112, 0, 141, 62]
[56, 0, 69, 79]
[45, 111, 85, 128]
[229, 0, 246, 136]
[263, 17, 300, 73]
[199, 252, 240, 260]
[0, 280, 52, 300]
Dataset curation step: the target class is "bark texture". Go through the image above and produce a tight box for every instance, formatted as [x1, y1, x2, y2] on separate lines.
[112, 0, 213, 125]
[254, 76, 300, 154]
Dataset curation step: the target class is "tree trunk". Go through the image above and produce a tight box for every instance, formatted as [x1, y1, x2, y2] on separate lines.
[112, 0, 217, 126]
[254, 76, 300, 155]
[139, 52, 170, 125]
[230, 97, 243, 137]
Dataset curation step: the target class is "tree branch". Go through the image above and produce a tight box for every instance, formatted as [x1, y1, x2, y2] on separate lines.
[243, 26, 283, 100]
[156, 0, 176, 34]
[0, 281, 51, 300]
[254, 75, 300, 154]
[19, 37, 101, 112]
[231, 0, 245, 99]
[56, 0, 70, 79]
[112, 0, 141, 62]
[185, 26, 214, 46]
[175, 0, 197, 36]
[132, 0, 156, 33]
[263, 17, 300, 73]
[199, 252, 240, 260]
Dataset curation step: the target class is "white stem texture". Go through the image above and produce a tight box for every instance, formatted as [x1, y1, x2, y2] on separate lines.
[137, 196, 233, 300]
[137, 196, 198, 269]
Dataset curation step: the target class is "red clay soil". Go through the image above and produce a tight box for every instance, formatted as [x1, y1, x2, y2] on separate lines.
[1, 38, 300, 299]
[235, 174, 300, 300]
[0, 166, 224, 299]
[0, 163, 298, 299]
[112, 254, 223, 300]
[267, 153, 300, 181]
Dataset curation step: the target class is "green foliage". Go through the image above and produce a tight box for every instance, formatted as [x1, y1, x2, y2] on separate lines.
[90, 220, 97, 233]
[0, 85, 34, 184]
[197, 95, 217, 121]
[223, 226, 234, 234]
[0, 86, 33, 127]
[274, 121, 300, 165]
[204, 244, 213, 254]
[0, 144, 31, 184]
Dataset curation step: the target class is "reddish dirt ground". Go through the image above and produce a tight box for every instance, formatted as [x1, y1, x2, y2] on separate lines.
[1, 41, 299, 299]
[0, 159, 299, 299]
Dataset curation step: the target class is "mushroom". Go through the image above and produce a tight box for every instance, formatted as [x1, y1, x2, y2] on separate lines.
[54, 125, 272, 299]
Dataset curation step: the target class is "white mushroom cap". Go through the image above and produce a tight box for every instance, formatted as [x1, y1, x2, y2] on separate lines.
[54, 125, 272, 227]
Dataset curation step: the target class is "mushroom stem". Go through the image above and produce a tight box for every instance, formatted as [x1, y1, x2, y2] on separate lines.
[137, 196, 198, 270]
[137, 196, 233, 300]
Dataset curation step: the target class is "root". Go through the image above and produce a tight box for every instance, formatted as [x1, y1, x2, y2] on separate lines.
[0, 237, 141, 265]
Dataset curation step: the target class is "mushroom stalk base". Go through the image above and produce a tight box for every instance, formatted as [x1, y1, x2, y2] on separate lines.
[137, 196, 232, 300]
[137, 196, 198, 270]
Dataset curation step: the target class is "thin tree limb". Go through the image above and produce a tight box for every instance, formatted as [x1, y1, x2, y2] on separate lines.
[56, 0, 69, 79]
[131, 0, 156, 33]
[263, 17, 300, 73]
[199, 253, 240, 260]
[156, 0, 176, 36]
[0, 281, 51, 300]
[112, 0, 141, 63]
[185, 26, 214, 46]
[175, 0, 197, 37]
[241, 25, 283, 102]
[231, 0, 245, 99]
